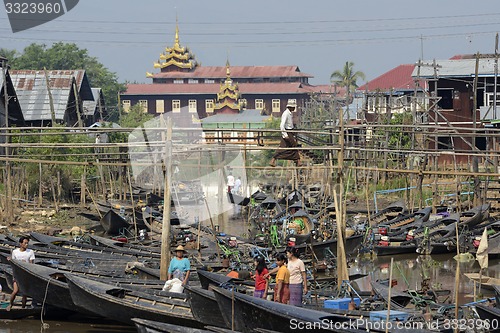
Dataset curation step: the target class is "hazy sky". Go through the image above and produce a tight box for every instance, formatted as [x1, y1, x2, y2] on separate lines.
[1, 0, 500, 86]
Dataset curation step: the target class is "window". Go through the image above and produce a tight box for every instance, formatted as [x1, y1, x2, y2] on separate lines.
[156, 100, 164, 113]
[205, 79, 215, 84]
[122, 100, 131, 112]
[173, 79, 184, 84]
[189, 100, 197, 113]
[206, 99, 214, 113]
[172, 100, 181, 113]
[486, 93, 500, 106]
[139, 100, 148, 113]
[272, 99, 280, 112]
[255, 99, 264, 110]
[188, 79, 198, 84]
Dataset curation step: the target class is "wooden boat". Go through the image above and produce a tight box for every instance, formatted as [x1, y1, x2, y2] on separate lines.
[367, 201, 405, 226]
[475, 303, 500, 330]
[29, 231, 161, 261]
[88, 234, 161, 255]
[197, 269, 248, 290]
[211, 286, 357, 333]
[10, 259, 81, 313]
[377, 207, 431, 233]
[0, 302, 42, 320]
[184, 285, 227, 328]
[294, 233, 364, 259]
[132, 318, 220, 333]
[459, 204, 490, 228]
[374, 241, 417, 256]
[65, 274, 202, 327]
[100, 209, 131, 235]
[370, 281, 412, 308]
[464, 273, 500, 291]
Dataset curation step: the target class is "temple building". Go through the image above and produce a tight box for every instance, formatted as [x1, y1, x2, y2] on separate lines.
[120, 24, 330, 121]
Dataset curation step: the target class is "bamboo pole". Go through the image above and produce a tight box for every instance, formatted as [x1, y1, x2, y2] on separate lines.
[160, 118, 173, 281]
[385, 257, 394, 333]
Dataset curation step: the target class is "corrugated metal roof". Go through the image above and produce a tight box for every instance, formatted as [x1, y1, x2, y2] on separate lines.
[83, 88, 102, 116]
[151, 65, 313, 79]
[124, 82, 310, 96]
[412, 59, 498, 78]
[359, 64, 426, 92]
[201, 109, 271, 124]
[10, 70, 94, 122]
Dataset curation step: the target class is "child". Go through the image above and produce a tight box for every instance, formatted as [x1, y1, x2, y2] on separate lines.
[253, 256, 269, 299]
[274, 253, 290, 304]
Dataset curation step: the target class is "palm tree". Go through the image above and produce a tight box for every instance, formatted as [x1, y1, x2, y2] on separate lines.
[330, 61, 365, 119]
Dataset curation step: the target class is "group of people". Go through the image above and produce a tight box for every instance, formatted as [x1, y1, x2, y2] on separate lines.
[252, 246, 307, 306]
[226, 172, 242, 195]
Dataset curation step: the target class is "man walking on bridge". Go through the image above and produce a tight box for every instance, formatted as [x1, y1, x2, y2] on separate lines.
[269, 100, 300, 167]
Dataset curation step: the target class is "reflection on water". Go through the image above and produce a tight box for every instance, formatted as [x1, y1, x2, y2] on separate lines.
[352, 253, 499, 305]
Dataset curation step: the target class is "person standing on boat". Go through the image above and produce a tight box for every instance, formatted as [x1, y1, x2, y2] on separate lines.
[253, 256, 269, 299]
[269, 100, 301, 167]
[168, 245, 190, 286]
[286, 246, 307, 306]
[226, 172, 235, 193]
[7, 236, 35, 311]
[274, 253, 290, 304]
[265, 246, 307, 306]
[233, 176, 242, 195]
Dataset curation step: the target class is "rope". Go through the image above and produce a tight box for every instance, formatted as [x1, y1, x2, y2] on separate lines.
[40, 277, 51, 330]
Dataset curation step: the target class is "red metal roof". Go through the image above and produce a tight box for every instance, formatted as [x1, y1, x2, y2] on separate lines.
[303, 84, 347, 97]
[151, 65, 313, 79]
[357, 64, 425, 92]
[124, 82, 312, 95]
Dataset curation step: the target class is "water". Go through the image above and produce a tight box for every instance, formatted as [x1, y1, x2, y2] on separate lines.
[0, 316, 135, 333]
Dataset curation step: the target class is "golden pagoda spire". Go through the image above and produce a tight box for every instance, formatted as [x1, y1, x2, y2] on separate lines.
[149, 18, 198, 75]
[174, 15, 180, 48]
[226, 58, 231, 79]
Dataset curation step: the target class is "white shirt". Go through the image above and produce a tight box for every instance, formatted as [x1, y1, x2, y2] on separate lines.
[12, 248, 35, 262]
[280, 109, 294, 138]
[227, 175, 235, 187]
[233, 178, 241, 193]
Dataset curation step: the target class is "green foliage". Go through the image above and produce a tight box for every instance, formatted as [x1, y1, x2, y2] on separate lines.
[330, 61, 366, 93]
[1, 42, 126, 113]
[11, 125, 95, 199]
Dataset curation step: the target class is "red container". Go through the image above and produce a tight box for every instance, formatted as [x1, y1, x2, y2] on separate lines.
[378, 241, 390, 246]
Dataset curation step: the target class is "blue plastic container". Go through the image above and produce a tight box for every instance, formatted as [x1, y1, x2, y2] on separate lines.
[324, 297, 360, 310]
[369, 310, 409, 322]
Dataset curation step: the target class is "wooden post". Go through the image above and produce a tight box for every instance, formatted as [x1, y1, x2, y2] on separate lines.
[43, 68, 56, 126]
[127, 168, 138, 240]
[385, 257, 394, 333]
[160, 118, 173, 281]
[473, 53, 480, 206]
[2, 58, 13, 222]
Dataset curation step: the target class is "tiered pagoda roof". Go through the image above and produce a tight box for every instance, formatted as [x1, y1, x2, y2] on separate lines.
[147, 24, 198, 77]
[213, 61, 241, 114]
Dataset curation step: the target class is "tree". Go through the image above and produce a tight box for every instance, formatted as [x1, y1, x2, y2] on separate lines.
[330, 62, 366, 119]
[1, 43, 125, 118]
